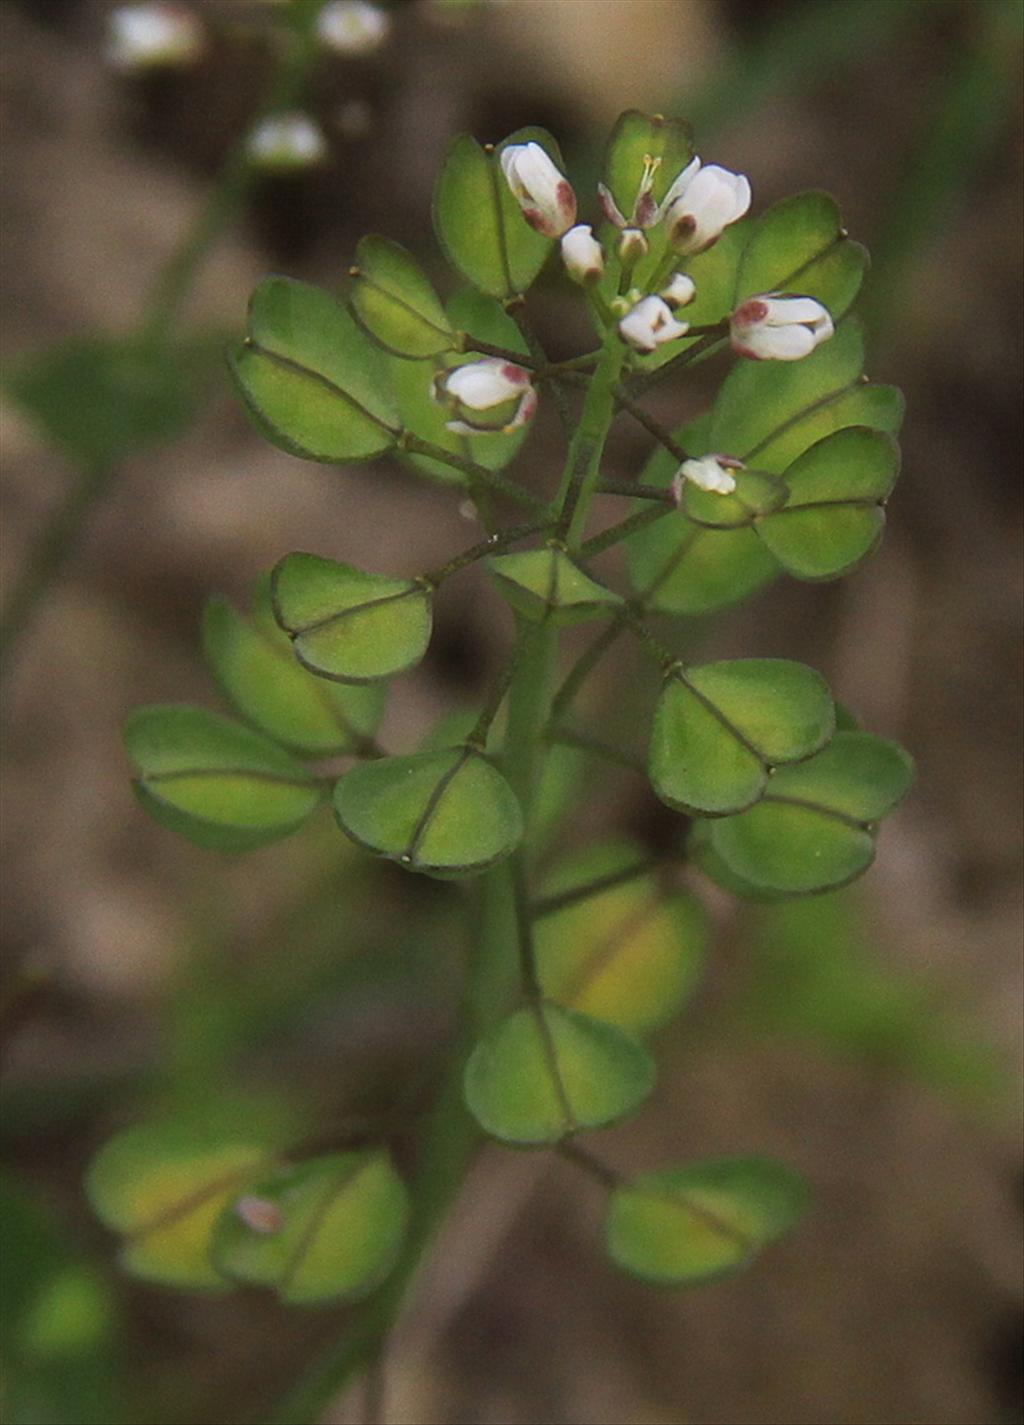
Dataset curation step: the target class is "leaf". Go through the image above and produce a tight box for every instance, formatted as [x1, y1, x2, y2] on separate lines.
[463, 1002, 655, 1145]
[708, 731, 915, 894]
[488, 547, 623, 625]
[649, 659, 835, 815]
[605, 1157, 808, 1286]
[734, 191, 867, 319]
[212, 1152, 409, 1305]
[7, 335, 196, 467]
[534, 842, 708, 1035]
[272, 552, 432, 683]
[124, 705, 325, 852]
[432, 128, 560, 298]
[229, 277, 397, 462]
[349, 235, 455, 359]
[756, 425, 900, 580]
[333, 746, 523, 877]
[687, 819, 790, 903]
[86, 1112, 287, 1290]
[202, 586, 384, 756]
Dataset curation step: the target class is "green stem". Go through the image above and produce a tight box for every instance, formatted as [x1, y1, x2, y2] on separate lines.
[556, 338, 627, 548]
[399, 433, 546, 512]
[577, 503, 674, 560]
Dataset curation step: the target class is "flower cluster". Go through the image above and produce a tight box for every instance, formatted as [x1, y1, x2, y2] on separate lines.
[488, 135, 837, 496]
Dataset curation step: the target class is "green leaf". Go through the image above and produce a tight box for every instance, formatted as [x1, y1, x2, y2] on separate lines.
[709, 731, 915, 893]
[125, 705, 325, 851]
[7, 335, 196, 467]
[756, 426, 900, 580]
[601, 110, 693, 225]
[650, 660, 834, 816]
[464, 1002, 655, 1145]
[734, 191, 867, 319]
[687, 819, 790, 902]
[488, 547, 623, 625]
[202, 588, 384, 755]
[212, 1151, 409, 1305]
[682, 467, 787, 529]
[605, 1157, 808, 1286]
[349, 235, 455, 358]
[86, 1111, 287, 1290]
[333, 746, 523, 877]
[229, 277, 397, 462]
[534, 842, 708, 1035]
[272, 552, 432, 683]
[432, 128, 561, 298]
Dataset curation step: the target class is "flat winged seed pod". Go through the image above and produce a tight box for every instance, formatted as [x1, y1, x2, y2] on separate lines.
[488, 547, 623, 625]
[707, 732, 915, 893]
[605, 1157, 808, 1286]
[271, 553, 432, 683]
[124, 706, 325, 851]
[649, 659, 835, 816]
[463, 1003, 655, 1145]
[333, 747, 523, 877]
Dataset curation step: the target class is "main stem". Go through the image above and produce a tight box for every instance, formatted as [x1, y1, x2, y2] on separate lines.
[279, 327, 625, 1425]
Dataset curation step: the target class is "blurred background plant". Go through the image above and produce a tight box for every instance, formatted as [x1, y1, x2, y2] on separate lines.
[1, 2, 1021, 1423]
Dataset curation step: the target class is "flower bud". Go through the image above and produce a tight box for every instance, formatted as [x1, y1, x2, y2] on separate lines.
[660, 272, 696, 309]
[730, 294, 834, 361]
[660, 159, 751, 255]
[316, 1, 391, 56]
[246, 113, 329, 170]
[618, 296, 690, 353]
[617, 227, 649, 265]
[433, 359, 538, 435]
[500, 143, 577, 239]
[105, 3, 204, 71]
[676, 454, 744, 496]
[560, 225, 604, 284]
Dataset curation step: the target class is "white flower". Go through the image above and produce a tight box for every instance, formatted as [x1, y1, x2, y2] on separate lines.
[246, 112, 329, 169]
[433, 359, 537, 435]
[316, 1, 390, 56]
[560, 225, 604, 284]
[677, 454, 744, 496]
[105, 3, 204, 70]
[730, 294, 834, 361]
[618, 296, 690, 353]
[660, 159, 751, 255]
[660, 272, 696, 309]
[500, 143, 577, 239]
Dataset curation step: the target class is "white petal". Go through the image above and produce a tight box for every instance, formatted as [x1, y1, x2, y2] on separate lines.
[445, 359, 529, 408]
[657, 155, 701, 215]
[747, 324, 818, 360]
[763, 295, 829, 326]
[681, 455, 737, 494]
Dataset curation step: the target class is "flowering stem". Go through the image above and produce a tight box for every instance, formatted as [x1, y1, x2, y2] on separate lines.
[555, 338, 628, 547]
[577, 503, 674, 560]
[422, 518, 555, 585]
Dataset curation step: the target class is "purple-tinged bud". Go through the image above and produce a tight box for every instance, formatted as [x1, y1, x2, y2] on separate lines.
[433, 358, 538, 435]
[618, 296, 690, 353]
[561, 225, 605, 284]
[730, 293, 834, 361]
[500, 143, 577, 239]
